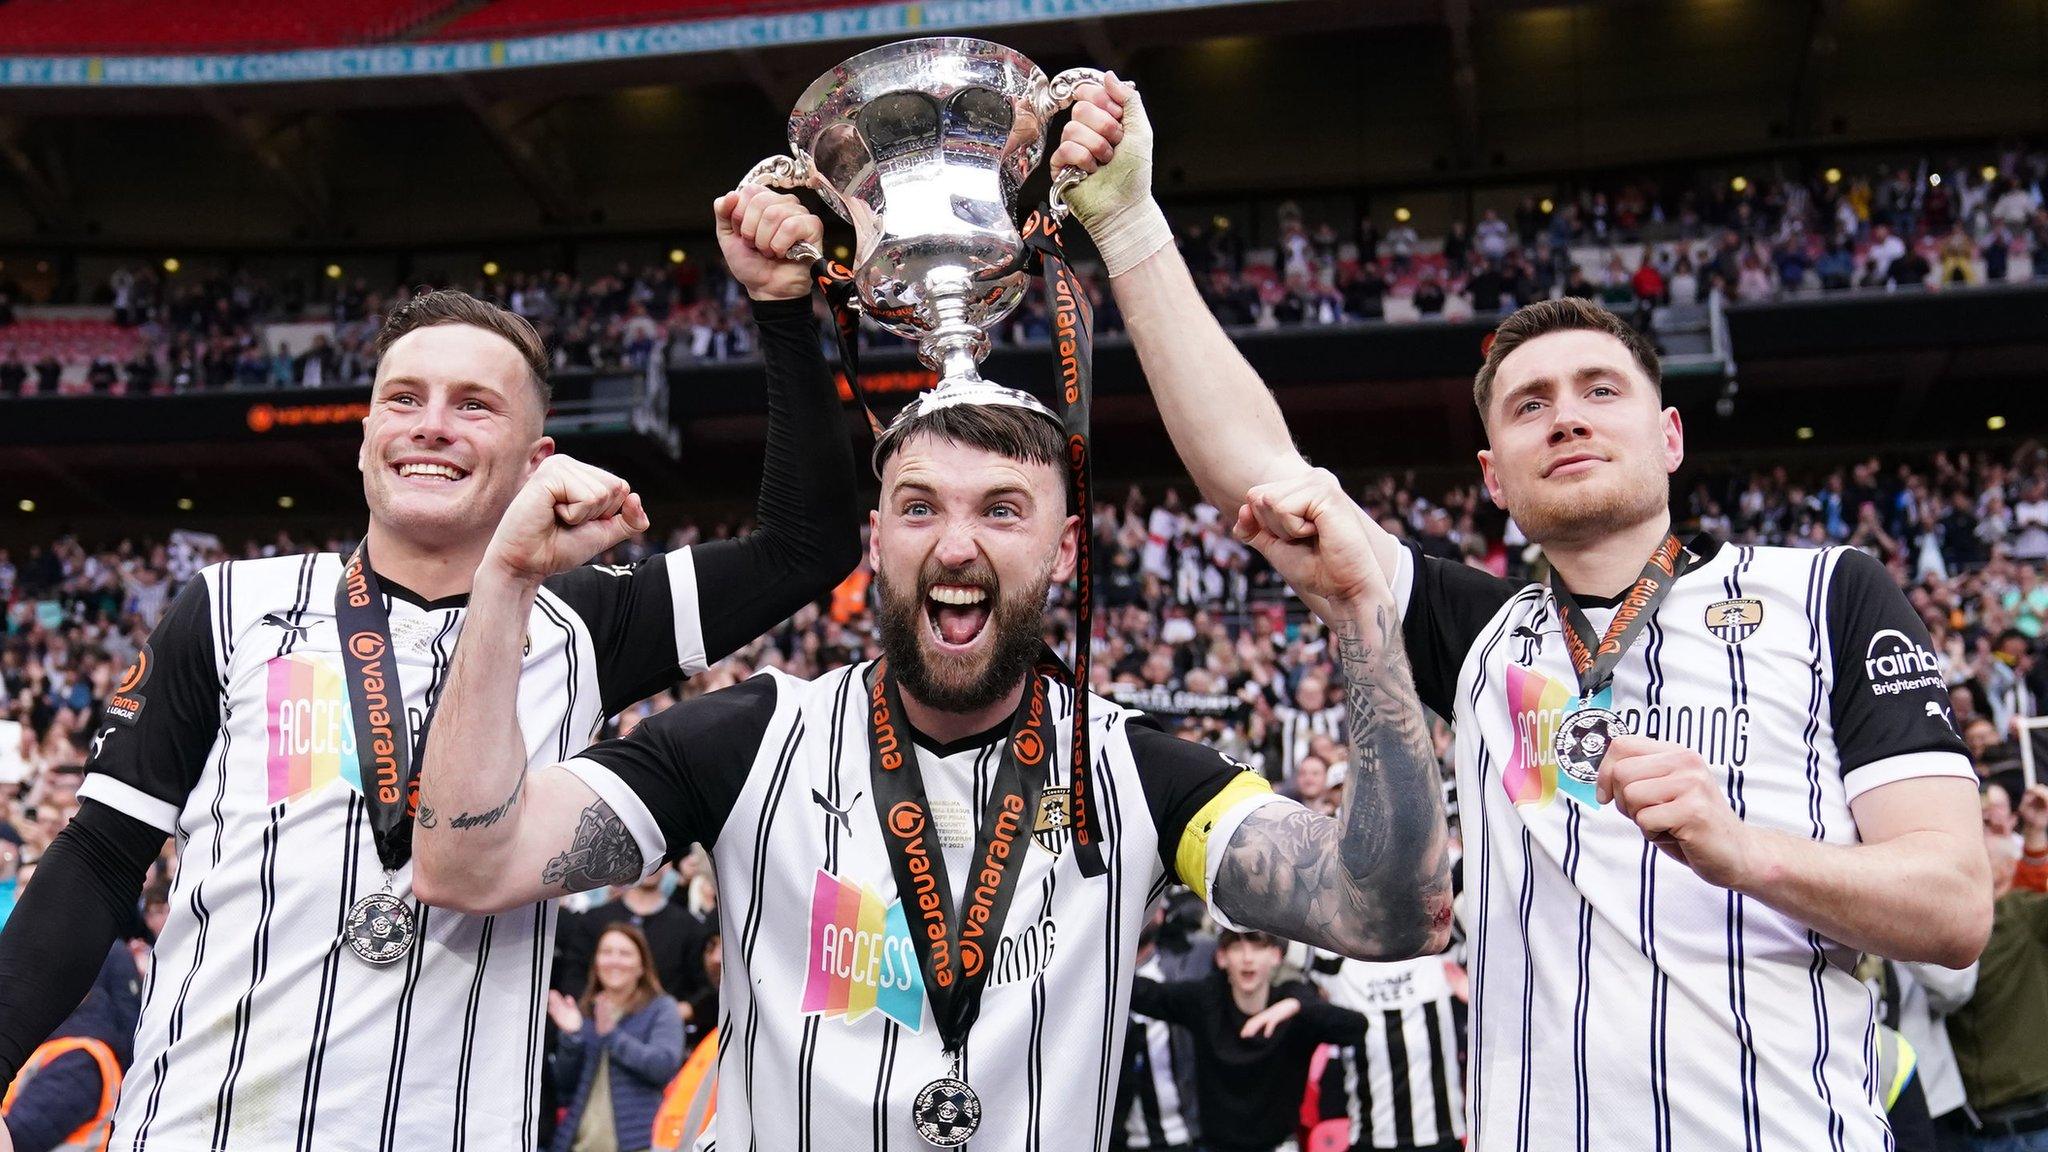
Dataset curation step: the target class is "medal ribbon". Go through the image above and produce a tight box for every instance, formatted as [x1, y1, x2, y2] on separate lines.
[334, 544, 427, 873]
[866, 655, 1056, 1052]
[1547, 533, 1693, 701]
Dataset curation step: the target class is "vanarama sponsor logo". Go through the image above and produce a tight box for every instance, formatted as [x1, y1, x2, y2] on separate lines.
[1864, 629, 1943, 696]
[801, 870, 925, 1032]
[106, 644, 152, 724]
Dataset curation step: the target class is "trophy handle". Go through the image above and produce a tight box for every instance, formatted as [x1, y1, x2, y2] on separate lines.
[1040, 67, 1107, 220]
[738, 153, 824, 264]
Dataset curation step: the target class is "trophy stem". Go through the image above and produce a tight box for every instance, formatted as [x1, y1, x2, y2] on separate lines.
[918, 285, 993, 384]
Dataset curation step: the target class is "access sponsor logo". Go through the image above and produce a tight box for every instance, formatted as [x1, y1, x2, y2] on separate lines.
[1864, 629, 1944, 696]
[1499, 663, 1590, 808]
[105, 644, 151, 724]
[801, 869, 926, 1032]
[264, 652, 365, 804]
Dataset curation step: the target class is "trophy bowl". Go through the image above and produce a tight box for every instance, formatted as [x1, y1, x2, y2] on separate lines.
[742, 36, 1101, 384]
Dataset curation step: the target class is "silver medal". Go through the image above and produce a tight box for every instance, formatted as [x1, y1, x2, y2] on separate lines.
[344, 892, 416, 965]
[1553, 706, 1626, 786]
[911, 1076, 982, 1147]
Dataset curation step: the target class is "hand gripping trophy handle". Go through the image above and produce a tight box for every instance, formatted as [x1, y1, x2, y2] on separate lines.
[736, 153, 825, 264]
[1040, 67, 1107, 220]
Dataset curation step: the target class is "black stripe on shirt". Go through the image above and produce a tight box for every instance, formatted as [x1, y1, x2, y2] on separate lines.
[1801, 551, 1850, 1152]
[377, 902, 434, 1152]
[1423, 998, 1458, 1144]
[740, 715, 805, 1152]
[211, 803, 284, 1147]
[533, 595, 582, 762]
[1093, 737, 1127, 1151]
[1462, 586, 1540, 1147]
[451, 914, 498, 1152]
[296, 792, 364, 1151]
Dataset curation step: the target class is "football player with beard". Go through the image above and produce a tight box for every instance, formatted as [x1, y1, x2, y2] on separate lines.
[413, 379, 1454, 1149]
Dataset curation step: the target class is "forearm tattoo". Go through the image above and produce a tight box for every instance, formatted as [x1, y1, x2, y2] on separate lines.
[449, 775, 525, 832]
[1215, 604, 1453, 959]
[541, 799, 644, 892]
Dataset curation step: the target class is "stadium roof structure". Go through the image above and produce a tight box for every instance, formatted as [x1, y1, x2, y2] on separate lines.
[0, 0, 2039, 246]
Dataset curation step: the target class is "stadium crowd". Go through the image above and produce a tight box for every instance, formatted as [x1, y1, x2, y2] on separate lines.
[2, 440, 2046, 1149]
[2, 145, 2046, 396]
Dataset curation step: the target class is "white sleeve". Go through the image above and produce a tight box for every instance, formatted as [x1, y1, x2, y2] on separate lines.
[668, 545, 708, 677]
[559, 756, 669, 882]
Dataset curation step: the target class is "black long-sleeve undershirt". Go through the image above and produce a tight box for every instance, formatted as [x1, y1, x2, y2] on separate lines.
[0, 800, 163, 1094]
[691, 296, 862, 661]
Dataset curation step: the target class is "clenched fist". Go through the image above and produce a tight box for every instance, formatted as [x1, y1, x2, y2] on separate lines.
[1232, 468, 1387, 621]
[715, 185, 824, 302]
[483, 455, 650, 586]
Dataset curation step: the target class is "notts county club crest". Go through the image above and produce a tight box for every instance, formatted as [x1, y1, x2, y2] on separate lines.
[1706, 598, 1763, 645]
[1032, 788, 1071, 855]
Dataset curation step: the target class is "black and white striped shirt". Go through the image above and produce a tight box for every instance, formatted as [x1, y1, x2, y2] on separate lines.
[566, 663, 1279, 1152]
[1308, 953, 1465, 1150]
[77, 549, 708, 1152]
[1271, 703, 1345, 784]
[1395, 537, 1974, 1152]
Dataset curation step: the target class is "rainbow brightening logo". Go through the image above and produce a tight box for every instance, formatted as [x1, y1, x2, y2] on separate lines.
[1501, 665, 1607, 808]
[801, 870, 925, 1032]
[265, 653, 365, 805]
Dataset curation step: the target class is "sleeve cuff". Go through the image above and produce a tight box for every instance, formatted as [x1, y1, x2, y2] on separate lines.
[1393, 541, 1417, 623]
[77, 775, 180, 835]
[1841, 750, 1978, 804]
[670, 547, 709, 677]
[1202, 792, 1291, 932]
[560, 757, 669, 881]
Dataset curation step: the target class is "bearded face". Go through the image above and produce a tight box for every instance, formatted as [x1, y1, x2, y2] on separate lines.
[875, 552, 1056, 714]
[869, 432, 1078, 719]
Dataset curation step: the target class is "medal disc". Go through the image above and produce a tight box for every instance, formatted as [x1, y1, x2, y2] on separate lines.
[1553, 706, 1626, 786]
[345, 892, 417, 965]
[911, 1077, 981, 1147]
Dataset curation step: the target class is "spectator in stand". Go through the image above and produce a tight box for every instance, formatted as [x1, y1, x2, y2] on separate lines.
[555, 865, 706, 1013]
[1941, 224, 1980, 284]
[1944, 824, 2048, 1151]
[548, 923, 685, 1152]
[1384, 218, 1418, 274]
[1410, 267, 1445, 316]
[0, 354, 23, 399]
[1131, 929, 1370, 1152]
[1888, 242, 1934, 289]
[31, 355, 60, 395]
[1474, 208, 1511, 263]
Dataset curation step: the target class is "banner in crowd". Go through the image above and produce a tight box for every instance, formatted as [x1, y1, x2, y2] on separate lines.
[0, 0, 1285, 88]
[1107, 684, 1249, 722]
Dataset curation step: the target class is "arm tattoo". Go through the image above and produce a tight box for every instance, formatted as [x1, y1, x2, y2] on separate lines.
[541, 799, 645, 892]
[450, 774, 525, 832]
[1215, 603, 1453, 960]
[417, 804, 437, 828]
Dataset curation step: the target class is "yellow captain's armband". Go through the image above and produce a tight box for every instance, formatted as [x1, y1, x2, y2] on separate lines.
[1174, 771, 1274, 902]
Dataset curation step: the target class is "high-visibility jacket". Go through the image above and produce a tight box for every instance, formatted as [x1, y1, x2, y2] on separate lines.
[2, 1036, 122, 1152]
[651, 1027, 718, 1152]
[1875, 1023, 1920, 1112]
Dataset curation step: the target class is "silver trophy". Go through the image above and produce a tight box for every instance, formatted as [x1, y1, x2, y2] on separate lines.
[741, 37, 1102, 407]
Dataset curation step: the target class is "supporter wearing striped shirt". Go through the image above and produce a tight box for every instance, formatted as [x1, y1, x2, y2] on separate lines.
[414, 383, 1456, 1150]
[0, 187, 858, 1152]
[1062, 76, 1991, 1152]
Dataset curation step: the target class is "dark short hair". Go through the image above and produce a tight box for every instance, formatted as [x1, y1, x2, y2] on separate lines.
[374, 288, 551, 410]
[1473, 297, 1661, 421]
[876, 401, 1064, 477]
[1217, 927, 1280, 950]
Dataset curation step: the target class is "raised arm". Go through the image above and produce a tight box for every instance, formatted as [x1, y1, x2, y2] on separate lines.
[1055, 75, 1402, 579]
[1210, 470, 1454, 960]
[688, 186, 862, 662]
[413, 457, 652, 914]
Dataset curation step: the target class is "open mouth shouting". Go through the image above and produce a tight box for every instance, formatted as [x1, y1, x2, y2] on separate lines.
[925, 581, 994, 653]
